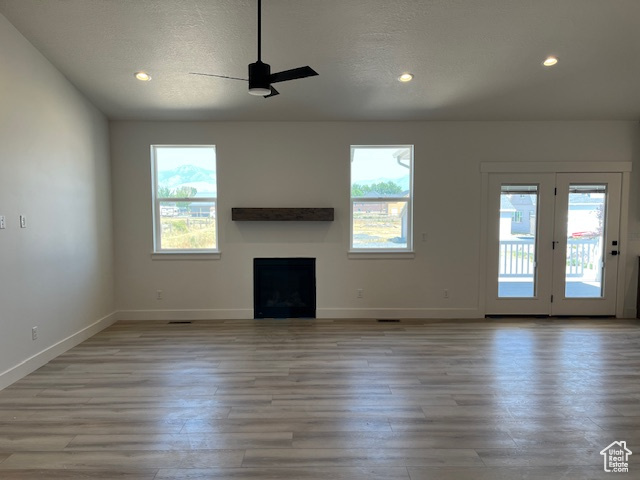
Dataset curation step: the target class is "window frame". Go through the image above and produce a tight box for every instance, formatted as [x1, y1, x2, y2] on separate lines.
[151, 145, 219, 255]
[349, 145, 414, 254]
[513, 211, 523, 223]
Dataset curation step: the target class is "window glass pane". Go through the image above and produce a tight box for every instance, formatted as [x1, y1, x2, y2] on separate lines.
[565, 185, 606, 298]
[351, 147, 411, 198]
[156, 147, 217, 197]
[352, 200, 409, 249]
[153, 146, 217, 252]
[159, 201, 216, 250]
[498, 185, 538, 298]
[351, 146, 412, 251]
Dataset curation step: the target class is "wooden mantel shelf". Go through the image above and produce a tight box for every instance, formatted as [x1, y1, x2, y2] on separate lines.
[232, 208, 334, 222]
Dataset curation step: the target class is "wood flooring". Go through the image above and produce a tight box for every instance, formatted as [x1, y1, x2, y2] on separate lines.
[0, 318, 639, 479]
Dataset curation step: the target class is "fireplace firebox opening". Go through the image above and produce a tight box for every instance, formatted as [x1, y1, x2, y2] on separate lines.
[253, 258, 316, 319]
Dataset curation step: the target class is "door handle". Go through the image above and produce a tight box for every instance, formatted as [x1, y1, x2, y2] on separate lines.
[611, 250, 619, 256]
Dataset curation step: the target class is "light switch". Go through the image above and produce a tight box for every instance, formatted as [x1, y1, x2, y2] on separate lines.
[20, 215, 26, 228]
[0, 215, 5, 229]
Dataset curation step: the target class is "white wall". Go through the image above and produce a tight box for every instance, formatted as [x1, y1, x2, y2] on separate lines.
[0, 14, 115, 389]
[624, 129, 640, 315]
[111, 120, 640, 320]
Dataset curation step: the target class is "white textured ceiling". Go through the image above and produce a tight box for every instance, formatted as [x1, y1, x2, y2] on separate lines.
[1, 0, 639, 121]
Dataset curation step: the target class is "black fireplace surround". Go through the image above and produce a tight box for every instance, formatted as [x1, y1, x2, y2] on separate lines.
[253, 258, 316, 318]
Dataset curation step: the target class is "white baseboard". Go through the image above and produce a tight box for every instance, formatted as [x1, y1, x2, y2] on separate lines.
[116, 307, 481, 321]
[116, 309, 254, 321]
[0, 311, 119, 391]
[318, 307, 482, 319]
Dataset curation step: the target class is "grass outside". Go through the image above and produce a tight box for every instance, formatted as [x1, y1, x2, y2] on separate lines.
[161, 217, 216, 249]
[160, 214, 401, 249]
[353, 213, 403, 246]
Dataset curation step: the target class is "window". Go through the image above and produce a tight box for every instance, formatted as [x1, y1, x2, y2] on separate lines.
[350, 145, 413, 251]
[151, 146, 218, 253]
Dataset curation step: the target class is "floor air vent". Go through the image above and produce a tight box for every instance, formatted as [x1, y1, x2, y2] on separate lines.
[377, 319, 400, 323]
[168, 321, 192, 324]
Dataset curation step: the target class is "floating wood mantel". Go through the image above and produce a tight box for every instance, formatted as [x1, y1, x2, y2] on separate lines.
[232, 208, 334, 222]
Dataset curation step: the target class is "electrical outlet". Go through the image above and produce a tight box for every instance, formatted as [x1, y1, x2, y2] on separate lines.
[156, 290, 163, 300]
[422, 232, 427, 242]
[31, 326, 38, 340]
[443, 289, 450, 299]
[0, 216, 5, 229]
[357, 289, 363, 298]
[20, 215, 26, 228]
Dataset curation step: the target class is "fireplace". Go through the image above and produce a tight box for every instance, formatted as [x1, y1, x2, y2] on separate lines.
[253, 258, 316, 318]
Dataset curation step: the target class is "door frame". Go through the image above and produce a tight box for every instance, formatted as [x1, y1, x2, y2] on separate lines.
[479, 162, 631, 318]
[551, 173, 622, 316]
[484, 173, 555, 315]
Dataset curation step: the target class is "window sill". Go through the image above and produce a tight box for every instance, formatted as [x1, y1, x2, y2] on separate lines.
[348, 251, 415, 260]
[151, 252, 221, 261]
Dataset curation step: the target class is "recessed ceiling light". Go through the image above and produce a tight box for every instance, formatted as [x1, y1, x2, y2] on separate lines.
[398, 73, 414, 82]
[134, 71, 152, 81]
[542, 56, 558, 67]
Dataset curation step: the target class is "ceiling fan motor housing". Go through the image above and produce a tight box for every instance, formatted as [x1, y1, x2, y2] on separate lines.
[249, 61, 271, 94]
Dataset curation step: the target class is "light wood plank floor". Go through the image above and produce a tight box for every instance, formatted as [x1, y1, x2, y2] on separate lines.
[0, 318, 639, 479]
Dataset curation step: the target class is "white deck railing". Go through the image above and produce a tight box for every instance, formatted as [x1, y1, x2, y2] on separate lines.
[499, 239, 536, 277]
[499, 238, 600, 278]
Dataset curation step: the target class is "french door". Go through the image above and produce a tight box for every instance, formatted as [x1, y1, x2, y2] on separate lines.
[485, 172, 622, 316]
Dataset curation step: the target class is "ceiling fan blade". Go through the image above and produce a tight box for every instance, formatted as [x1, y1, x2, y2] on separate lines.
[264, 86, 280, 98]
[190, 72, 248, 81]
[270, 66, 318, 84]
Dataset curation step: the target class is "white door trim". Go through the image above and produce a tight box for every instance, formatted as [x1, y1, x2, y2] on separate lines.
[481, 162, 632, 173]
[480, 162, 631, 318]
[551, 173, 621, 316]
[484, 174, 555, 315]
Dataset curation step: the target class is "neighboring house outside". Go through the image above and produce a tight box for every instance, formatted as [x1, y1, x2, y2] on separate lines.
[387, 191, 410, 216]
[186, 191, 216, 217]
[353, 190, 411, 243]
[379, 191, 410, 242]
[394, 191, 410, 242]
[353, 191, 394, 214]
[508, 194, 536, 235]
[499, 196, 517, 238]
[188, 201, 215, 217]
[501, 193, 604, 238]
[353, 202, 388, 214]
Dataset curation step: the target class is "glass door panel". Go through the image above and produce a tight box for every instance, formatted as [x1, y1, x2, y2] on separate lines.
[498, 185, 538, 298]
[485, 173, 554, 316]
[551, 173, 621, 316]
[486, 172, 622, 317]
[565, 185, 606, 298]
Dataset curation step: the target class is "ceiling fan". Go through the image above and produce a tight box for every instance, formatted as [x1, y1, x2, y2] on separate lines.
[190, 0, 318, 98]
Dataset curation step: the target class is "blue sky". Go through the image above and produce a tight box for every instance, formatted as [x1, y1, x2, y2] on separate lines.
[351, 146, 411, 184]
[155, 146, 216, 172]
